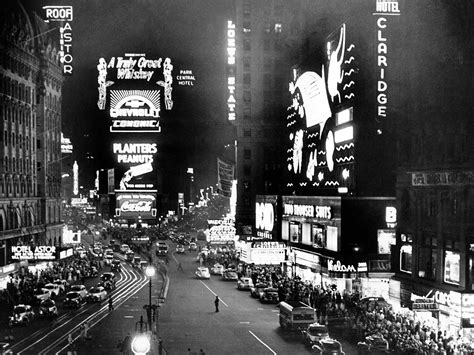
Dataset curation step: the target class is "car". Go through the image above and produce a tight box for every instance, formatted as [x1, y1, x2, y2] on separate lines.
[301, 323, 330, 346]
[64, 291, 83, 308]
[250, 283, 269, 298]
[357, 334, 390, 354]
[222, 269, 238, 281]
[87, 286, 108, 302]
[44, 283, 61, 298]
[69, 284, 88, 298]
[260, 287, 279, 303]
[53, 279, 70, 294]
[156, 242, 169, 256]
[33, 288, 51, 303]
[9, 304, 35, 326]
[120, 244, 130, 253]
[188, 242, 198, 251]
[39, 299, 58, 318]
[176, 244, 185, 254]
[195, 266, 211, 279]
[237, 277, 254, 290]
[75, 247, 87, 258]
[104, 254, 114, 266]
[99, 272, 116, 290]
[311, 338, 345, 354]
[125, 250, 135, 261]
[104, 248, 114, 256]
[139, 261, 149, 272]
[111, 259, 122, 272]
[210, 263, 224, 275]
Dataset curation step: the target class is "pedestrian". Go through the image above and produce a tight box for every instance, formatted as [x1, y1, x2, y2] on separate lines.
[120, 332, 131, 355]
[214, 295, 219, 312]
[84, 321, 90, 340]
[177, 261, 184, 272]
[158, 337, 163, 355]
[108, 296, 114, 311]
[79, 324, 85, 342]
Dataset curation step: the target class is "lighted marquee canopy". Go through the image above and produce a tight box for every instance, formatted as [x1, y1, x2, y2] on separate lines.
[286, 23, 358, 193]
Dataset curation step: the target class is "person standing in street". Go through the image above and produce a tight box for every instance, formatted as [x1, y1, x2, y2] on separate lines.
[214, 296, 219, 312]
[108, 296, 114, 311]
[177, 261, 184, 272]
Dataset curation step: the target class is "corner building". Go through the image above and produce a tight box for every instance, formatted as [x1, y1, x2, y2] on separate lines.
[0, 0, 63, 286]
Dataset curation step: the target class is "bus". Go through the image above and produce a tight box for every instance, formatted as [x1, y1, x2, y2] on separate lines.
[279, 301, 317, 331]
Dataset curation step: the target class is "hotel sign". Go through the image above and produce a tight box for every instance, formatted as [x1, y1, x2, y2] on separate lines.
[11, 246, 56, 260]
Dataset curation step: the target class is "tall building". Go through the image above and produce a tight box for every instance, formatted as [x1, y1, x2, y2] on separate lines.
[229, 0, 307, 237]
[0, 0, 63, 273]
[392, 1, 474, 339]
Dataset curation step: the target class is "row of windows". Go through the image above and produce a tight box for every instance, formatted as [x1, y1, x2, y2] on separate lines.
[4, 131, 33, 151]
[3, 156, 34, 174]
[0, 75, 33, 103]
[0, 179, 36, 198]
[0, 55, 32, 80]
[242, 22, 283, 34]
[2, 104, 35, 127]
[242, 38, 285, 52]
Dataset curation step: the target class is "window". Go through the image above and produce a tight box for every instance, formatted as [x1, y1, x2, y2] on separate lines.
[243, 57, 251, 71]
[243, 22, 251, 33]
[274, 23, 282, 33]
[243, 39, 251, 51]
[243, 73, 251, 86]
[264, 23, 271, 34]
[243, 149, 251, 159]
[418, 247, 437, 280]
[243, 180, 250, 190]
[243, 164, 251, 175]
[243, 128, 251, 137]
[264, 58, 272, 71]
[243, 4, 250, 17]
[243, 107, 251, 120]
[400, 245, 412, 274]
[243, 91, 251, 103]
[444, 251, 460, 284]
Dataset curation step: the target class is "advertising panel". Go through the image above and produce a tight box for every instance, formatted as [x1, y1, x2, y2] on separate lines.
[115, 192, 157, 219]
[285, 23, 358, 193]
[377, 229, 396, 254]
[11, 246, 57, 261]
[255, 195, 278, 240]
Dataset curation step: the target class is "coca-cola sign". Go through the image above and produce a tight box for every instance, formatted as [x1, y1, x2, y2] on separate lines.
[115, 192, 156, 218]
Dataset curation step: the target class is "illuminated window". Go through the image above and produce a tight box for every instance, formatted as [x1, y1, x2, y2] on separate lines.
[243, 128, 251, 137]
[243, 149, 251, 159]
[243, 22, 251, 33]
[264, 23, 271, 34]
[274, 23, 282, 33]
[400, 245, 412, 274]
[444, 251, 460, 284]
[243, 39, 251, 51]
[336, 107, 353, 125]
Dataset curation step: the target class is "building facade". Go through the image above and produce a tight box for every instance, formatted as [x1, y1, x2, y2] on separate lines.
[0, 0, 63, 276]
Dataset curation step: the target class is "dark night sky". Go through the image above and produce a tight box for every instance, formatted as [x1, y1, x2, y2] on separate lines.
[29, 0, 234, 192]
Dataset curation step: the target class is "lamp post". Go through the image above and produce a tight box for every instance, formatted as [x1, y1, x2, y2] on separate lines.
[145, 266, 155, 331]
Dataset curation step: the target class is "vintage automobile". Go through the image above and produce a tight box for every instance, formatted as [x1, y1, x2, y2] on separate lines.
[111, 259, 122, 272]
[260, 287, 279, 304]
[104, 254, 114, 266]
[311, 338, 345, 354]
[120, 244, 131, 254]
[87, 286, 108, 303]
[69, 284, 88, 299]
[250, 283, 269, 298]
[99, 272, 117, 290]
[132, 256, 142, 268]
[39, 299, 58, 318]
[53, 279, 70, 294]
[188, 242, 198, 251]
[44, 283, 61, 298]
[195, 266, 211, 279]
[63, 291, 83, 309]
[357, 334, 390, 354]
[210, 263, 224, 275]
[176, 244, 185, 254]
[301, 323, 330, 346]
[125, 250, 135, 261]
[237, 277, 254, 290]
[222, 269, 238, 281]
[33, 288, 51, 304]
[9, 304, 35, 326]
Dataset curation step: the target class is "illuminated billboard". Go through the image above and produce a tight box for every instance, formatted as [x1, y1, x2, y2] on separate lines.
[227, 20, 236, 121]
[255, 195, 278, 240]
[115, 192, 157, 219]
[286, 23, 358, 193]
[113, 142, 158, 191]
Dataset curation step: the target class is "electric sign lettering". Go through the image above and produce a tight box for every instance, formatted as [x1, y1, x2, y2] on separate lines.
[227, 20, 236, 121]
[283, 203, 332, 219]
[113, 143, 157, 164]
[43, 6, 73, 75]
[374, 0, 400, 121]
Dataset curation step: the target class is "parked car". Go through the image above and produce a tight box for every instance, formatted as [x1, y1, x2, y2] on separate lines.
[125, 250, 135, 261]
[69, 284, 88, 298]
[9, 304, 35, 326]
[104, 254, 114, 266]
[63, 291, 83, 309]
[260, 287, 279, 303]
[53, 279, 70, 294]
[132, 256, 141, 268]
[176, 244, 185, 254]
[120, 244, 130, 254]
[301, 323, 330, 346]
[99, 272, 116, 290]
[111, 259, 122, 272]
[33, 288, 51, 303]
[222, 269, 238, 281]
[44, 283, 61, 298]
[188, 242, 198, 251]
[39, 299, 58, 318]
[357, 334, 390, 354]
[311, 338, 345, 354]
[87, 286, 108, 302]
[250, 283, 269, 298]
[195, 266, 211, 279]
[237, 277, 254, 290]
[210, 263, 224, 275]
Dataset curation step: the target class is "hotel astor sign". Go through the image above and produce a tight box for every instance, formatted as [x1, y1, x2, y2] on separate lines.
[11, 246, 56, 260]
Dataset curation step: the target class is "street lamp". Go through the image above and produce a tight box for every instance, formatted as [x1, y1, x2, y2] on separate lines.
[145, 266, 155, 330]
[131, 333, 150, 355]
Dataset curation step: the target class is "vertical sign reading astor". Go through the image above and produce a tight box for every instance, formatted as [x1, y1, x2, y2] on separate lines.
[373, 0, 400, 122]
[42, 6, 73, 75]
[227, 20, 236, 121]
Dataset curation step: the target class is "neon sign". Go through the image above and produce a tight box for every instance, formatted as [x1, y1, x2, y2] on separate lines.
[11, 246, 56, 260]
[283, 203, 332, 219]
[227, 20, 236, 121]
[115, 193, 156, 218]
[328, 260, 356, 273]
[286, 23, 357, 192]
[73, 161, 78, 195]
[61, 133, 73, 154]
[255, 202, 274, 232]
[43, 6, 73, 75]
[109, 90, 161, 133]
[113, 143, 157, 164]
[373, 0, 400, 122]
